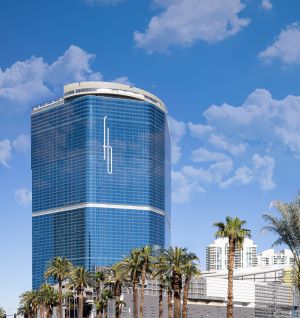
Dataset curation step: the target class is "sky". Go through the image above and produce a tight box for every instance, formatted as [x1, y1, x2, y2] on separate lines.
[1, 0, 300, 312]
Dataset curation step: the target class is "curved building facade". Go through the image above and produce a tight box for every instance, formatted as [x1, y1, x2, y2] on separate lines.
[32, 82, 171, 289]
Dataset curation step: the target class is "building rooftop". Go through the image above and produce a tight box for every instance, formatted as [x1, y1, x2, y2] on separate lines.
[32, 81, 167, 114]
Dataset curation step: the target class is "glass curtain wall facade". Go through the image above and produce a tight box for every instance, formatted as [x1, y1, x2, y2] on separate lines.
[32, 82, 171, 289]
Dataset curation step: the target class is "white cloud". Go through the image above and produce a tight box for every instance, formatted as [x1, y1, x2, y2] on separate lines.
[261, 0, 272, 10]
[0, 45, 130, 112]
[220, 166, 253, 188]
[209, 134, 245, 155]
[188, 122, 214, 138]
[0, 140, 12, 168]
[168, 116, 186, 164]
[171, 170, 204, 203]
[45, 45, 102, 88]
[12, 134, 30, 153]
[172, 159, 233, 203]
[113, 76, 134, 86]
[259, 23, 300, 64]
[190, 147, 228, 163]
[0, 134, 31, 168]
[85, 0, 124, 5]
[252, 153, 275, 190]
[203, 89, 300, 156]
[14, 188, 32, 207]
[134, 0, 250, 53]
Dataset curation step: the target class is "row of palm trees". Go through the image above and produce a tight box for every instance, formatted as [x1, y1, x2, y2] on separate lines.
[18, 193, 300, 318]
[18, 246, 200, 318]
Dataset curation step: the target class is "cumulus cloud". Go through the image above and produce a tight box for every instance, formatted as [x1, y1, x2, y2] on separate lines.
[15, 188, 32, 207]
[172, 170, 204, 203]
[252, 153, 275, 190]
[134, 0, 250, 53]
[204, 89, 300, 156]
[171, 88, 297, 202]
[0, 134, 31, 168]
[0, 140, 12, 168]
[261, 0, 272, 10]
[190, 147, 228, 163]
[220, 166, 253, 188]
[208, 134, 245, 155]
[113, 76, 134, 86]
[12, 134, 30, 153]
[259, 23, 300, 64]
[0, 45, 130, 112]
[168, 116, 186, 164]
[188, 122, 214, 138]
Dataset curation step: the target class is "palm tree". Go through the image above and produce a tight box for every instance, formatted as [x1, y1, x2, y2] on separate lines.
[68, 266, 93, 318]
[159, 247, 189, 318]
[95, 300, 105, 318]
[214, 216, 251, 318]
[100, 289, 113, 318]
[44, 257, 72, 318]
[94, 271, 106, 302]
[105, 265, 128, 318]
[0, 306, 6, 318]
[19, 291, 39, 318]
[182, 253, 200, 318]
[262, 197, 300, 290]
[38, 284, 58, 318]
[17, 303, 31, 318]
[139, 246, 153, 318]
[62, 290, 74, 318]
[116, 249, 142, 318]
[152, 252, 170, 318]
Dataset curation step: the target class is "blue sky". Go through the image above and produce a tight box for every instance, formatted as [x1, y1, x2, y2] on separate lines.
[1, 0, 300, 312]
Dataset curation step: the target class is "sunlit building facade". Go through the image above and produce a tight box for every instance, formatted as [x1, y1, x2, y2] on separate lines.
[32, 82, 171, 289]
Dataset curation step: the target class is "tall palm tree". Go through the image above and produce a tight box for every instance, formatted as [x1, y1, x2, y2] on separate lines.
[0, 306, 6, 318]
[44, 257, 72, 318]
[105, 265, 128, 318]
[19, 291, 39, 318]
[62, 290, 74, 318]
[94, 271, 105, 302]
[262, 197, 300, 289]
[139, 246, 153, 318]
[68, 266, 93, 318]
[17, 303, 31, 318]
[116, 249, 142, 318]
[152, 252, 171, 318]
[159, 247, 189, 318]
[100, 289, 113, 318]
[214, 216, 251, 318]
[182, 254, 200, 318]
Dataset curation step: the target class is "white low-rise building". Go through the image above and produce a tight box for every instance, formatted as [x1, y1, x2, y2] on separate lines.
[257, 248, 294, 267]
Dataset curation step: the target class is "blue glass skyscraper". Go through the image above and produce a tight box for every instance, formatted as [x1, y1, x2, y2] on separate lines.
[31, 82, 171, 289]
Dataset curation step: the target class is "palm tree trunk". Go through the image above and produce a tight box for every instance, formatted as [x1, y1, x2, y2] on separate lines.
[115, 282, 121, 318]
[133, 277, 138, 318]
[227, 237, 235, 318]
[45, 308, 51, 318]
[139, 263, 147, 318]
[167, 287, 172, 318]
[96, 310, 101, 318]
[78, 290, 84, 318]
[182, 277, 190, 318]
[158, 281, 163, 318]
[39, 305, 44, 318]
[173, 272, 182, 318]
[58, 281, 62, 318]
